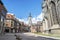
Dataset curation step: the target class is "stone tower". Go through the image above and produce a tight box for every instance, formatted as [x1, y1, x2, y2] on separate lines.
[28, 13, 32, 26]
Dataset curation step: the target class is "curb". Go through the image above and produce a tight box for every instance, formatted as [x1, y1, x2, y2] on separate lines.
[32, 33, 60, 40]
[36, 34, 60, 40]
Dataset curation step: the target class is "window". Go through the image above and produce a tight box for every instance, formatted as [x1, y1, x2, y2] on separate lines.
[44, 0, 46, 1]
[6, 24, 8, 27]
[2, 10, 6, 16]
[51, 1, 57, 24]
[58, 0, 59, 2]
[8, 15, 10, 18]
[11, 21, 14, 27]
[1, 16, 4, 22]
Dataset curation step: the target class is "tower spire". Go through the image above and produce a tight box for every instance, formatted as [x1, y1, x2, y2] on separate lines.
[29, 12, 32, 17]
[28, 12, 32, 26]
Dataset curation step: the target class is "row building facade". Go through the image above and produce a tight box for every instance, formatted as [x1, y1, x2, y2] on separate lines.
[4, 13, 21, 33]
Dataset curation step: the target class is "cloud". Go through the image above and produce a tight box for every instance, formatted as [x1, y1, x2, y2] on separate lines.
[32, 12, 44, 23]
[7, 13, 14, 15]
[16, 12, 44, 24]
[32, 18, 37, 23]
[18, 18, 28, 24]
[37, 12, 44, 21]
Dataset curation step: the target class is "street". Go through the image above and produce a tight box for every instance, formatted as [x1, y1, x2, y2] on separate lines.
[4, 33, 59, 40]
[16, 33, 59, 40]
[0, 34, 16, 40]
[0, 32, 59, 40]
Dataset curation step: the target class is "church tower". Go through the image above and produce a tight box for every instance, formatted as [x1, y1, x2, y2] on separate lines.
[28, 12, 32, 26]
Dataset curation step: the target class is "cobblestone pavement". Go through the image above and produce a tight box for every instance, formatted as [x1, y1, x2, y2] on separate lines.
[0, 33, 16, 40]
[0, 33, 59, 40]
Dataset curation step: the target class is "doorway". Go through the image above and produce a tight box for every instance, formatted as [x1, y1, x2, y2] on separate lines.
[5, 29, 9, 33]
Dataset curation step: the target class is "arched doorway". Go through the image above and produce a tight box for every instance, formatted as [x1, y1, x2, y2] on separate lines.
[5, 29, 9, 33]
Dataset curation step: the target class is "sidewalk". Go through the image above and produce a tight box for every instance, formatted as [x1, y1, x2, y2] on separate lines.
[32, 33, 60, 40]
[23, 32, 60, 40]
[0, 34, 16, 40]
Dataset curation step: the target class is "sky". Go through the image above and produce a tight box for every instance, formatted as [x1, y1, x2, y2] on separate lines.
[2, 0, 43, 24]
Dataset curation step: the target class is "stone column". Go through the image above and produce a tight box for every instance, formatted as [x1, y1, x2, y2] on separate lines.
[45, 18, 49, 34]
[42, 19, 46, 34]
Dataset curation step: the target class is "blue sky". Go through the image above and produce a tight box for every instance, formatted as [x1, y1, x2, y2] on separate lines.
[2, 0, 43, 19]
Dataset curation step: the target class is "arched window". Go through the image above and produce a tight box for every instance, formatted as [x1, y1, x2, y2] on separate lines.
[57, 1, 60, 24]
[58, 0, 59, 2]
[50, 1, 57, 24]
[51, 1, 56, 15]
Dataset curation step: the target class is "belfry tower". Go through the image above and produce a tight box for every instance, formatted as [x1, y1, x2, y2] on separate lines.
[28, 12, 32, 26]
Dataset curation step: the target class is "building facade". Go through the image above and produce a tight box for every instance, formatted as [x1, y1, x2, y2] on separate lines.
[5, 14, 21, 33]
[30, 21, 42, 33]
[42, 0, 60, 34]
[0, 0, 7, 35]
[5, 14, 15, 33]
[14, 18, 21, 33]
